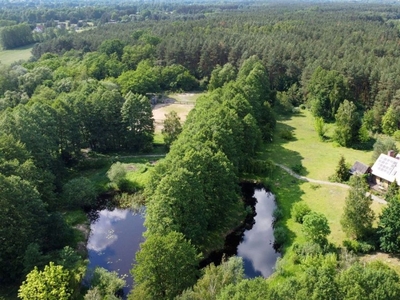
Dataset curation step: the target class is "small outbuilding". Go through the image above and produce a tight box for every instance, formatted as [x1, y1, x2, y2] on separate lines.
[349, 161, 371, 176]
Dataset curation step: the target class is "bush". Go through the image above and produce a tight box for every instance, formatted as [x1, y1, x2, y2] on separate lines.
[273, 226, 288, 250]
[394, 130, 400, 142]
[273, 208, 284, 224]
[291, 202, 311, 223]
[292, 163, 305, 175]
[292, 242, 323, 263]
[343, 239, 375, 254]
[299, 104, 306, 110]
[280, 129, 294, 140]
[107, 162, 127, 188]
[62, 177, 97, 209]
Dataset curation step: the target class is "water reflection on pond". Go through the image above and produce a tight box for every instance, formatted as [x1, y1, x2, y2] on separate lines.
[86, 184, 279, 296]
[238, 188, 279, 278]
[87, 208, 145, 296]
[200, 185, 280, 279]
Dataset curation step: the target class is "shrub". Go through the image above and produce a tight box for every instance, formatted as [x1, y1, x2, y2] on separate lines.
[394, 130, 400, 142]
[291, 202, 311, 223]
[343, 239, 375, 254]
[107, 162, 127, 188]
[292, 163, 305, 175]
[273, 226, 288, 250]
[273, 207, 284, 224]
[280, 129, 294, 140]
[292, 242, 323, 263]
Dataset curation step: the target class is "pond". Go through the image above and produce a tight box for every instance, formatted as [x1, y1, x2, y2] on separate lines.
[86, 184, 280, 296]
[86, 208, 145, 296]
[200, 183, 280, 278]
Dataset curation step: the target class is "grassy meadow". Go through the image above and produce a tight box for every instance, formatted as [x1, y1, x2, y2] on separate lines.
[265, 109, 385, 249]
[265, 109, 373, 181]
[0, 44, 34, 65]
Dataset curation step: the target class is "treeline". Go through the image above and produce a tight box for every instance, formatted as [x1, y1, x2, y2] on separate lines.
[0, 28, 198, 295]
[29, 3, 400, 141]
[0, 23, 33, 49]
[0, 2, 240, 25]
[130, 56, 276, 299]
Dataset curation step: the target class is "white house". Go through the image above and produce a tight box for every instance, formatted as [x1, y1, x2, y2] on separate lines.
[371, 152, 400, 188]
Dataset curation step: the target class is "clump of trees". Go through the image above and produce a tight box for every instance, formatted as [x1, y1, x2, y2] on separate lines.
[131, 57, 276, 299]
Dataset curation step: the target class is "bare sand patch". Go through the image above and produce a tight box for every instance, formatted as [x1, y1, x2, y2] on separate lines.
[153, 93, 200, 133]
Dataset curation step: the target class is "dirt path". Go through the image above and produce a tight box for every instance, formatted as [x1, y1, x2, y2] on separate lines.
[275, 163, 387, 204]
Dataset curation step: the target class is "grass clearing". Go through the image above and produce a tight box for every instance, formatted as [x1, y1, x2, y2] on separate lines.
[167, 92, 204, 103]
[265, 109, 385, 253]
[265, 110, 373, 181]
[0, 44, 34, 65]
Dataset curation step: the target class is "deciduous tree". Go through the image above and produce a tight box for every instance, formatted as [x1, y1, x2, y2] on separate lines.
[131, 232, 200, 300]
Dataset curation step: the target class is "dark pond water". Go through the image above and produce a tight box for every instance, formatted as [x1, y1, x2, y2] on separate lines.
[200, 183, 280, 278]
[86, 208, 145, 297]
[86, 184, 279, 296]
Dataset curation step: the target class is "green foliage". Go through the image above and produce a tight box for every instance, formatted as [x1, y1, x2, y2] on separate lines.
[372, 136, 398, 161]
[308, 67, 349, 121]
[98, 39, 125, 59]
[279, 129, 294, 140]
[61, 177, 97, 209]
[333, 100, 360, 147]
[291, 202, 311, 223]
[341, 175, 374, 240]
[378, 198, 400, 253]
[208, 63, 237, 91]
[330, 155, 350, 183]
[302, 212, 331, 246]
[0, 23, 33, 49]
[382, 105, 399, 136]
[86, 267, 125, 299]
[107, 162, 127, 188]
[385, 182, 399, 202]
[218, 277, 270, 300]
[161, 110, 182, 149]
[121, 92, 154, 152]
[0, 174, 48, 281]
[338, 261, 400, 299]
[22, 243, 50, 276]
[18, 262, 72, 300]
[314, 117, 327, 141]
[273, 226, 288, 250]
[131, 232, 200, 300]
[178, 256, 244, 300]
[343, 239, 375, 254]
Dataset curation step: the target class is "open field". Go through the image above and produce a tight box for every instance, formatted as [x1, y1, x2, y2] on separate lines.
[265, 109, 384, 248]
[153, 92, 204, 133]
[265, 109, 373, 181]
[272, 168, 384, 247]
[0, 44, 34, 65]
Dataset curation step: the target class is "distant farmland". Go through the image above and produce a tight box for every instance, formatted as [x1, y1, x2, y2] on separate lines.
[0, 44, 34, 65]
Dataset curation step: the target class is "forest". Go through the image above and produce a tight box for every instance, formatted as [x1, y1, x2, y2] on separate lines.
[3, 1, 400, 299]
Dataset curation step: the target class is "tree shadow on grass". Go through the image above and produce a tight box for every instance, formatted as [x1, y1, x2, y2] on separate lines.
[260, 118, 308, 252]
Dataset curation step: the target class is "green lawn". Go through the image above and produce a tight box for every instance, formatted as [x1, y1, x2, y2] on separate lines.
[272, 168, 384, 247]
[265, 110, 373, 181]
[167, 92, 205, 103]
[0, 44, 34, 65]
[264, 109, 384, 248]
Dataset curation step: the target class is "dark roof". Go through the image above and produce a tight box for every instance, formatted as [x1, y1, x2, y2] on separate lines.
[350, 161, 370, 175]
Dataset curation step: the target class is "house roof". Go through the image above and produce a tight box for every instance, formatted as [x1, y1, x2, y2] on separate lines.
[350, 161, 370, 175]
[371, 154, 399, 183]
